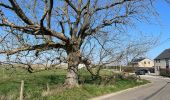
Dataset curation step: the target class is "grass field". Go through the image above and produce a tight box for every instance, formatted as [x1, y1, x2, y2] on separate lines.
[0, 66, 149, 100]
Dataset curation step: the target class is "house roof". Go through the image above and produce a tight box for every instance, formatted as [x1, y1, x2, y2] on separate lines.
[131, 57, 145, 63]
[155, 49, 170, 60]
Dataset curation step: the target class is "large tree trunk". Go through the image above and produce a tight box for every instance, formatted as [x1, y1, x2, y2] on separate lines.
[64, 47, 80, 88]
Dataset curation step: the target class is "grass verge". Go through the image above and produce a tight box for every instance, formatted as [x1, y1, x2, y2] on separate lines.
[0, 67, 149, 100]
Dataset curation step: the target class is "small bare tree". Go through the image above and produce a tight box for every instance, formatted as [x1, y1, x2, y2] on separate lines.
[0, 0, 158, 87]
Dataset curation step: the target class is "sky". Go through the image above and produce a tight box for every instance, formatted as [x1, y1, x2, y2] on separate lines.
[134, 0, 170, 59]
[0, 0, 170, 62]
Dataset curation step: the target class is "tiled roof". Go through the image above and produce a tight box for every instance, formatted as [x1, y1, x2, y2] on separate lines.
[155, 49, 170, 60]
[131, 57, 145, 63]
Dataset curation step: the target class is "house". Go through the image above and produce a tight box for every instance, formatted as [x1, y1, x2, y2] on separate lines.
[55, 63, 86, 69]
[130, 57, 154, 69]
[154, 49, 170, 75]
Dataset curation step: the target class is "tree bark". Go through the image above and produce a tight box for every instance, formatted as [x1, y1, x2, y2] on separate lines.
[64, 46, 80, 88]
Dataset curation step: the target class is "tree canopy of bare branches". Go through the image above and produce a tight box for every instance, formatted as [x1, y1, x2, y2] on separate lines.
[0, 0, 158, 87]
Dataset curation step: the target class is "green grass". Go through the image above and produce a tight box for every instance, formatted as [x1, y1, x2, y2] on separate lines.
[0, 66, 149, 100]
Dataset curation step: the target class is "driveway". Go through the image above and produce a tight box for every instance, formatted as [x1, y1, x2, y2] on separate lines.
[91, 75, 170, 100]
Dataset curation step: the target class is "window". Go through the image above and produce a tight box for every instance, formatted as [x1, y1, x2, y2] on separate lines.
[144, 61, 146, 64]
[156, 66, 158, 70]
[148, 62, 150, 64]
[156, 66, 160, 71]
[155, 59, 160, 63]
[165, 58, 169, 69]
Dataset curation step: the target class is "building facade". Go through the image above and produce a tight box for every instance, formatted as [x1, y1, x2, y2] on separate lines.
[130, 58, 154, 68]
[154, 49, 170, 75]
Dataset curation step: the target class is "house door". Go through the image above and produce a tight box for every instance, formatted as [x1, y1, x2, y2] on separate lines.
[165, 59, 169, 69]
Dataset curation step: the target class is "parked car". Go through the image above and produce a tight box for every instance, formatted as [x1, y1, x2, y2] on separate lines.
[135, 69, 149, 75]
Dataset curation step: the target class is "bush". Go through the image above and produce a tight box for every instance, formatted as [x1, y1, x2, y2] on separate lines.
[160, 68, 170, 77]
[123, 67, 135, 73]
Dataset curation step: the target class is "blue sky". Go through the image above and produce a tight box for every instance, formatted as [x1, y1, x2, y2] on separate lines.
[0, 0, 169, 62]
[135, 1, 170, 59]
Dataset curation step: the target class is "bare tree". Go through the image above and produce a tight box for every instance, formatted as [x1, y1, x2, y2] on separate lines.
[0, 0, 157, 87]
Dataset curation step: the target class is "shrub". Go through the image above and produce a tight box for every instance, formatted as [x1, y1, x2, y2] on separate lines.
[160, 68, 170, 77]
[123, 67, 135, 73]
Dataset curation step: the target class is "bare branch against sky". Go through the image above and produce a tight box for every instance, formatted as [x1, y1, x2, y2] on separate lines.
[0, 0, 159, 87]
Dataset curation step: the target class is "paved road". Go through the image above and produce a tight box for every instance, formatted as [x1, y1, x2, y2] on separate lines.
[92, 75, 170, 100]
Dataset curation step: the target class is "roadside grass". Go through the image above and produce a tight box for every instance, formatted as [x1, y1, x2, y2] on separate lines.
[0, 66, 149, 100]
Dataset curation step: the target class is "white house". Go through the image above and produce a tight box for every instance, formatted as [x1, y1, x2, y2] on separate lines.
[56, 63, 85, 69]
[154, 49, 170, 75]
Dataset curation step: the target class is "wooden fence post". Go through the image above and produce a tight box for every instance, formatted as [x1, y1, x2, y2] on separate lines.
[20, 80, 24, 100]
[46, 82, 50, 92]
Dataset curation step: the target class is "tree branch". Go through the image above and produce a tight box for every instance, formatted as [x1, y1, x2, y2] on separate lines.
[0, 22, 68, 42]
[87, 14, 130, 36]
[0, 43, 65, 55]
[0, 3, 14, 10]
[94, 0, 133, 13]
[40, 10, 48, 27]
[64, 0, 79, 13]
[44, 0, 53, 29]
[0, 10, 67, 42]
[81, 0, 90, 12]
[8, 0, 34, 25]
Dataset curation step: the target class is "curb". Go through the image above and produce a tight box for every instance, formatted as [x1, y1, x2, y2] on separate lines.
[89, 82, 153, 100]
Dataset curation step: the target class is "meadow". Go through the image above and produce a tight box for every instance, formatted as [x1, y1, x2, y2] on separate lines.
[0, 66, 149, 100]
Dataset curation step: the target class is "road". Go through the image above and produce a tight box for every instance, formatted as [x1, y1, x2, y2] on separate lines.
[92, 75, 170, 100]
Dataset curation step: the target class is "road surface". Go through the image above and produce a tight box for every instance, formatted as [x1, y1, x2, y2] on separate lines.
[92, 75, 170, 100]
